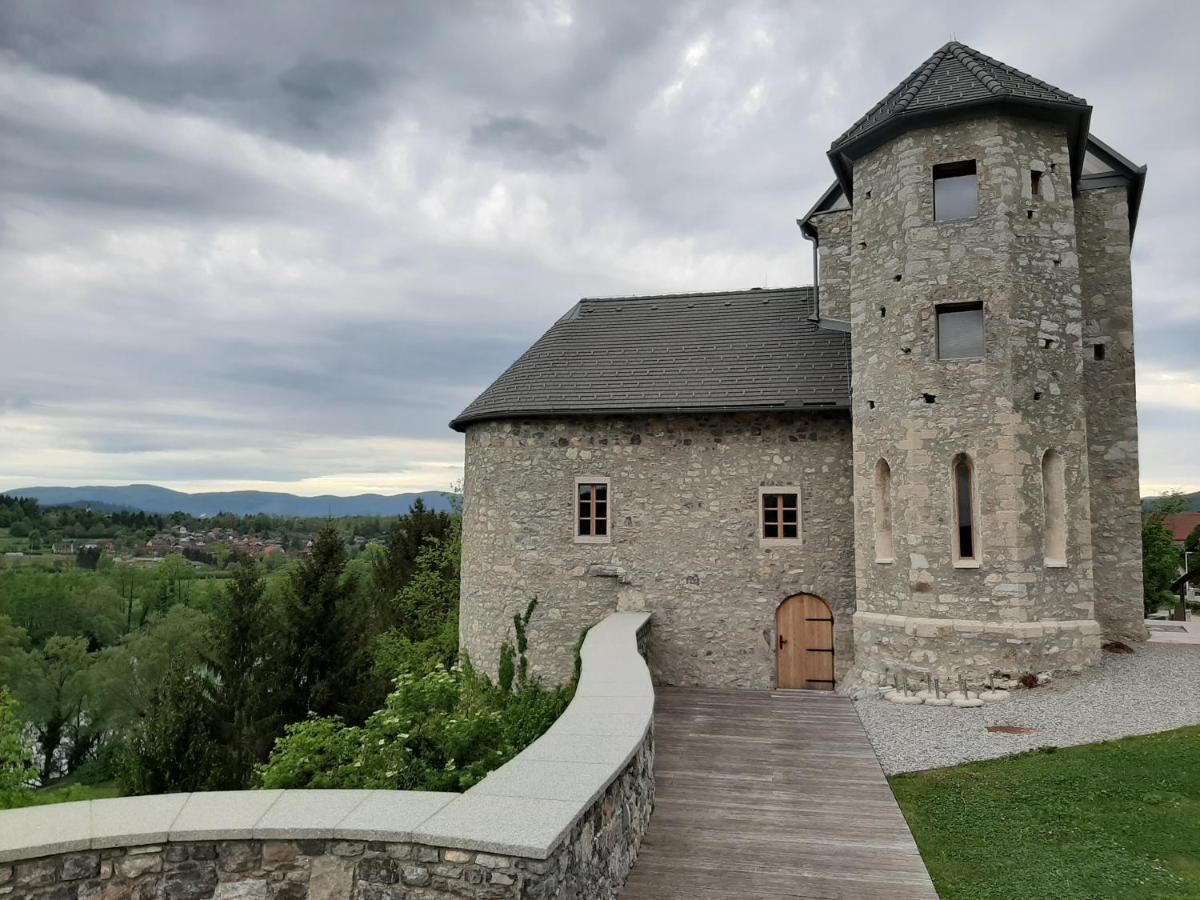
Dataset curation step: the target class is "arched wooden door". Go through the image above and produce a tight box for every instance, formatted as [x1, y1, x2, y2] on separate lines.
[776, 594, 835, 690]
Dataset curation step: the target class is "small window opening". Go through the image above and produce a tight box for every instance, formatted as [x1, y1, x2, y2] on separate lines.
[893, 274, 902, 282]
[868, 400, 876, 410]
[874, 459, 894, 562]
[576, 481, 609, 540]
[937, 302, 985, 359]
[933, 160, 978, 221]
[953, 454, 977, 562]
[1053, 257, 1061, 267]
[761, 490, 800, 541]
[1042, 449, 1067, 565]
[1026, 209, 1035, 220]
[1031, 170, 1043, 197]
[1041, 337, 1056, 349]
[880, 306, 887, 318]
[1093, 343, 1106, 361]
[923, 393, 936, 404]
[1033, 390, 1043, 401]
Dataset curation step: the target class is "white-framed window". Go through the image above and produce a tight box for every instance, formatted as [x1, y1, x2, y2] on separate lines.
[759, 486, 802, 546]
[951, 453, 980, 566]
[574, 476, 611, 544]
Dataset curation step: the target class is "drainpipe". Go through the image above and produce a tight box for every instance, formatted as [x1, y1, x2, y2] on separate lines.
[797, 218, 820, 321]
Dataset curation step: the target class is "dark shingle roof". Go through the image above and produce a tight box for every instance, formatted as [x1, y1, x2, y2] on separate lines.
[833, 41, 1087, 151]
[450, 287, 850, 430]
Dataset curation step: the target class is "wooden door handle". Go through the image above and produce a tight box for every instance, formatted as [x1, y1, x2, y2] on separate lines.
[779, 634, 788, 648]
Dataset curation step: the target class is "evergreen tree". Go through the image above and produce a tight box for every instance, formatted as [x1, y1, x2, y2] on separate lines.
[207, 561, 280, 788]
[280, 526, 375, 723]
[371, 499, 454, 610]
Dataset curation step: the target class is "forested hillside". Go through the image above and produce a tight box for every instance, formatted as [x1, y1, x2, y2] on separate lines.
[0, 495, 570, 808]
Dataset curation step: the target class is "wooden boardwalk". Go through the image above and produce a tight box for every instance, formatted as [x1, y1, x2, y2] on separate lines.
[621, 688, 938, 899]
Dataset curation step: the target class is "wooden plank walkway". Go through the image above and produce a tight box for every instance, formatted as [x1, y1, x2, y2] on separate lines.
[621, 688, 938, 899]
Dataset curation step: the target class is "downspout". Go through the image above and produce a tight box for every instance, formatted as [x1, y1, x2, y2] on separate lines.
[798, 218, 820, 321]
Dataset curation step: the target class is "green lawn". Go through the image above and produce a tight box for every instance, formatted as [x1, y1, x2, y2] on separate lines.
[891, 726, 1200, 899]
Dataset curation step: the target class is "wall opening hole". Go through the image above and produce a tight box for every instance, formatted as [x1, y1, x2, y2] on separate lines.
[901, 346, 912, 355]
[1050, 161, 1057, 172]
[858, 241, 868, 249]
[923, 393, 936, 404]
[865, 189, 872, 199]
[880, 306, 887, 318]
[1034, 390, 1043, 401]
[1041, 338, 1056, 349]
[1053, 257, 1061, 266]
[893, 274, 902, 282]
[1094, 343, 1107, 361]
[868, 400, 876, 410]
[1027, 209, 1035, 220]
[1031, 170, 1043, 197]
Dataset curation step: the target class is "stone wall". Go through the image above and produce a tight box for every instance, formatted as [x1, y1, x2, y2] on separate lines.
[812, 207, 852, 323]
[0, 614, 655, 900]
[460, 412, 856, 690]
[1076, 185, 1147, 643]
[0, 738, 652, 900]
[845, 114, 1104, 686]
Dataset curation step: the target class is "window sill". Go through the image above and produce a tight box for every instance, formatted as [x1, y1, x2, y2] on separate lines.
[953, 559, 981, 569]
[760, 538, 803, 550]
[574, 536, 611, 545]
[1044, 558, 1068, 568]
[875, 557, 895, 565]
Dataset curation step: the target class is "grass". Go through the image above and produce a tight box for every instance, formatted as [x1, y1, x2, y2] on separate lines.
[891, 725, 1200, 899]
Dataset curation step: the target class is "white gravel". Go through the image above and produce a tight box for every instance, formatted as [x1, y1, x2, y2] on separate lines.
[856, 643, 1200, 775]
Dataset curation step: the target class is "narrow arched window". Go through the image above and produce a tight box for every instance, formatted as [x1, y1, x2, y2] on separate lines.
[952, 454, 977, 563]
[1042, 449, 1067, 565]
[873, 458, 894, 562]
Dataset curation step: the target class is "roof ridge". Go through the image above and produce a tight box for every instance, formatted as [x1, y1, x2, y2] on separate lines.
[950, 41, 1085, 103]
[893, 45, 949, 113]
[578, 286, 810, 303]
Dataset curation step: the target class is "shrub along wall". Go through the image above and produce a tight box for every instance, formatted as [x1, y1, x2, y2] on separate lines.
[0, 612, 654, 900]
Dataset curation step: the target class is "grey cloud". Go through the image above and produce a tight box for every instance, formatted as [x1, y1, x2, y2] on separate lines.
[470, 114, 605, 170]
[0, 0, 1196, 492]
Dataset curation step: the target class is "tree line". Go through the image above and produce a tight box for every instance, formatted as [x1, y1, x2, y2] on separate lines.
[0, 498, 570, 804]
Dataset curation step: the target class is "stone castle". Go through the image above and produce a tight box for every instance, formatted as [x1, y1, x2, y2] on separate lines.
[451, 42, 1148, 692]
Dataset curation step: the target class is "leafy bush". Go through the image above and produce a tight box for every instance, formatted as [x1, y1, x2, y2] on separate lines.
[257, 660, 572, 793]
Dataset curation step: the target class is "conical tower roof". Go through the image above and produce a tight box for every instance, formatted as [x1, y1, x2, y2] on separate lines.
[828, 42, 1091, 198]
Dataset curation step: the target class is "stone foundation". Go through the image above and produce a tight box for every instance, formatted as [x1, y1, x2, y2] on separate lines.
[852, 611, 1101, 687]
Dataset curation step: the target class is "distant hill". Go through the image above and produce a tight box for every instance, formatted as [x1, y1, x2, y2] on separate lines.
[2, 484, 457, 518]
[1143, 492, 1200, 513]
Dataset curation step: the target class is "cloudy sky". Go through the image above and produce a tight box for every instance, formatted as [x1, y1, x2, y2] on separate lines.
[0, 0, 1196, 497]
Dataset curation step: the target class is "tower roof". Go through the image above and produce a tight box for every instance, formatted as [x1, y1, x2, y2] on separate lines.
[828, 42, 1092, 199]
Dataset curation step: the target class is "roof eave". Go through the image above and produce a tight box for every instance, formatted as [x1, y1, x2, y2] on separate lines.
[828, 97, 1093, 197]
[450, 400, 852, 432]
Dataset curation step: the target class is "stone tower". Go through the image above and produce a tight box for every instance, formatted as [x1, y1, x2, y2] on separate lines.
[803, 42, 1148, 686]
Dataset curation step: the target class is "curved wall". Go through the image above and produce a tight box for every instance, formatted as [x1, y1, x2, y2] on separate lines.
[0, 612, 654, 900]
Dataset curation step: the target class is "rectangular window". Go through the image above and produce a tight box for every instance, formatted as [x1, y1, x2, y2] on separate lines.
[937, 302, 985, 360]
[1030, 169, 1043, 198]
[575, 478, 610, 542]
[933, 160, 978, 221]
[760, 487, 801, 544]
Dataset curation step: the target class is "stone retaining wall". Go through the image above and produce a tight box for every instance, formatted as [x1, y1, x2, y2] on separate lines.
[0, 613, 655, 900]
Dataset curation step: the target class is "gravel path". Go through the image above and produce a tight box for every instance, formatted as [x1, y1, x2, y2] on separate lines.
[856, 643, 1200, 775]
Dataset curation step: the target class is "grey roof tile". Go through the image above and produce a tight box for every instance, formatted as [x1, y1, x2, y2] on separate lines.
[450, 287, 849, 430]
[832, 41, 1086, 151]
